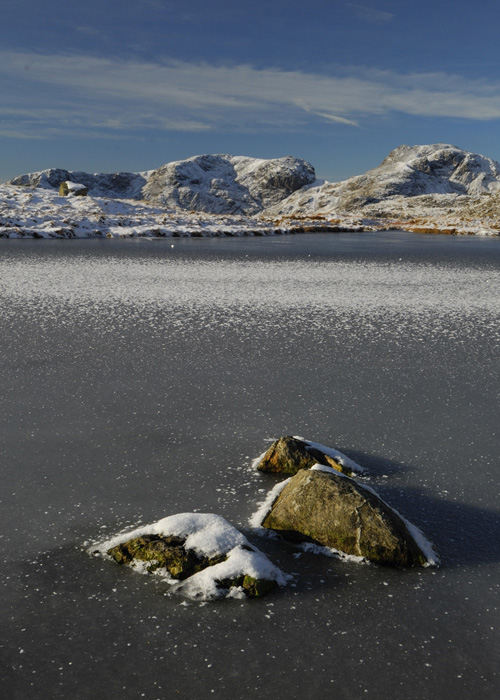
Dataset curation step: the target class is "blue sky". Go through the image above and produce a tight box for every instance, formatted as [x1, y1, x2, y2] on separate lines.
[2, 0, 500, 182]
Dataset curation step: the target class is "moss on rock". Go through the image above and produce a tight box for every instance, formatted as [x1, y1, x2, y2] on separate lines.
[107, 534, 227, 579]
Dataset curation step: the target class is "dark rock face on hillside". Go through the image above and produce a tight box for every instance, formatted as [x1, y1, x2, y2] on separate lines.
[10, 169, 147, 199]
[261, 469, 430, 567]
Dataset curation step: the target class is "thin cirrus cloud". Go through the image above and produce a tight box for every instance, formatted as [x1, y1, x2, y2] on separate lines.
[1, 51, 500, 138]
[345, 3, 395, 24]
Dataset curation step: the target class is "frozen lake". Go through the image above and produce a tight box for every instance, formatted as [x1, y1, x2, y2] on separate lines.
[1, 231, 499, 699]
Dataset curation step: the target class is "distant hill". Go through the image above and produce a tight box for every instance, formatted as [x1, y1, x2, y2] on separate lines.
[9, 144, 500, 225]
[267, 144, 500, 216]
[9, 154, 316, 215]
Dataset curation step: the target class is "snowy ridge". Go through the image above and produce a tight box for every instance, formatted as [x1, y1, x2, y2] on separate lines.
[9, 154, 315, 215]
[267, 143, 500, 228]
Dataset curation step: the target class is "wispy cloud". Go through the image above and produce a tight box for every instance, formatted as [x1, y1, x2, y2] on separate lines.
[1, 51, 500, 139]
[345, 3, 394, 25]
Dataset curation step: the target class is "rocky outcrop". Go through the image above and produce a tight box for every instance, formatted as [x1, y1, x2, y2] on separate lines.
[260, 468, 432, 567]
[11, 169, 147, 199]
[256, 436, 365, 476]
[59, 181, 88, 197]
[142, 154, 315, 214]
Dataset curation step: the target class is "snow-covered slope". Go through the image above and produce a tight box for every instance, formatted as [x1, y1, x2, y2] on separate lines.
[9, 154, 315, 215]
[0, 182, 373, 238]
[269, 144, 500, 215]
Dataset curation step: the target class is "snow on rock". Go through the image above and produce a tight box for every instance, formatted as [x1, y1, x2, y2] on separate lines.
[59, 181, 88, 197]
[254, 435, 366, 477]
[301, 438, 367, 476]
[89, 512, 289, 600]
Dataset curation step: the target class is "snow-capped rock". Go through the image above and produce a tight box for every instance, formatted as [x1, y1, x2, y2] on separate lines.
[89, 512, 289, 600]
[9, 154, 315, 215]
[257, 467, 439, 567]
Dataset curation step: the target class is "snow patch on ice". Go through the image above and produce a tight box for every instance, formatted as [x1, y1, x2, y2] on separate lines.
[250, 450, 267, 472]
[249, 479, 291, 528]
[299, 541, 368, 565]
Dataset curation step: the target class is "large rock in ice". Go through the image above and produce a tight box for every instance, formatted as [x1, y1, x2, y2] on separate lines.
[256, 436, 366, 477]
[91, 512, 288, 599]
[260, 468, 435, 567]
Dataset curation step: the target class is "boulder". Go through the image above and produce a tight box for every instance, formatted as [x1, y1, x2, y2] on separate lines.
[93, 512, 288, 599]
[256, 436, 365, 476]
[260, 468, 432, 567]
[59, 181, 88, 197]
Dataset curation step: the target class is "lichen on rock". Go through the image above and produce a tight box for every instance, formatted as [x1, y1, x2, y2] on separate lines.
[107, 534, 226, 579]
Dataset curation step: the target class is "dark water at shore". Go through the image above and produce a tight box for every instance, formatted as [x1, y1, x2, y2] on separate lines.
[1, 232, 499, 699]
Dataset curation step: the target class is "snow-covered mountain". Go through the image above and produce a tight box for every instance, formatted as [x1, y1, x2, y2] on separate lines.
[5, 144, 500, 237]
[268, 143, 500, 215]
[9, 154, 315, 215]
